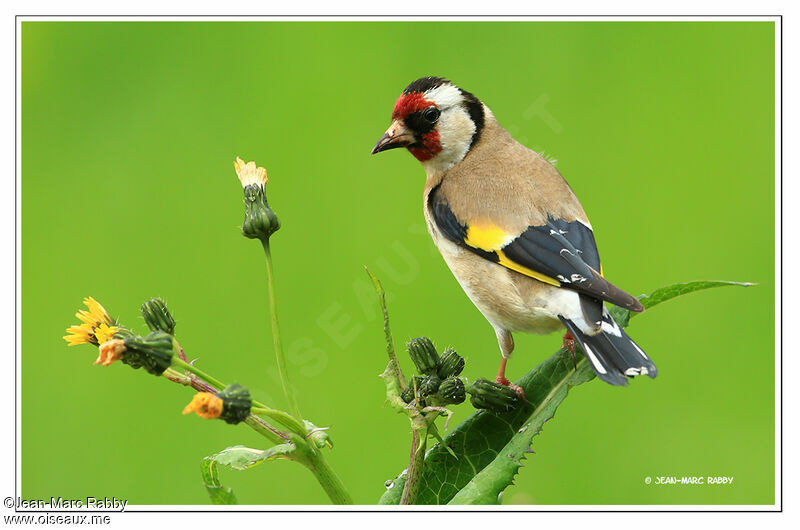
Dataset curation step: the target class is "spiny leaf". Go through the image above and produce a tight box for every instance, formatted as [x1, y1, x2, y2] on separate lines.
[201, 444, 296, 504]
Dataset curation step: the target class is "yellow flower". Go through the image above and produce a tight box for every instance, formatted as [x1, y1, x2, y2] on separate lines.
[63, 324, 94, 346]
[94, 339, 126, 366]
[182, 392, 224, 419]
[94, 323, 119, 345]
[233, 157, 268, 187]
[63, 297, 117, 346]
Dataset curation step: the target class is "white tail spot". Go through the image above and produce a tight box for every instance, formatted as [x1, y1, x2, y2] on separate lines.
[601, 320, 622, 337]
[631, 342, 650, 360]
[582, 344, 607, 375]
[625, 367, 649, 376]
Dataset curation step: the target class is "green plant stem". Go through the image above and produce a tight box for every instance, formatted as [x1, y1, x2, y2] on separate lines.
[251, 406, 306, 436]
[244, 416, 284, 445]
[366, 268, 406, 389]
[172, 357, 227, 390]
[301, 450, 354, 505]
[400, 427, 426, 505]
[170, 357, 305, 436]
[261, 240, 303, 424]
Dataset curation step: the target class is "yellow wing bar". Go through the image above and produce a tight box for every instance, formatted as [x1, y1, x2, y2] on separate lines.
[464, 224, 561, 287]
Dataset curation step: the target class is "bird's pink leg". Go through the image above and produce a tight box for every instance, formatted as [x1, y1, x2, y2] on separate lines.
[495, 357, 525, 399]
[562, 331, 577, 369]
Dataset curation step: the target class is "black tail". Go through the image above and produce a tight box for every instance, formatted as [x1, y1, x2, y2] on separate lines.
[560, 312, 657, 386]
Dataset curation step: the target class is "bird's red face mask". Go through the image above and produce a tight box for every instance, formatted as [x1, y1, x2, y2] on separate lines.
[371, 92, 443, 162]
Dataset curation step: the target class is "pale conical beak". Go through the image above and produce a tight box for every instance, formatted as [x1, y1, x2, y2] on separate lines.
[371, 120, 415, 155]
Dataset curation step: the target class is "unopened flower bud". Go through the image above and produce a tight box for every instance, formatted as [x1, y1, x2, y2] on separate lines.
[119, 330, 175, 376]
[468, 378, 521, 413]
[141, 297, 176, 335]
[419, 375, 441, 396]
[407, 337, 439, 375]
[401, 376, 425, 404]
[436, 348, 465, 379]
[438, 377, 466, 405]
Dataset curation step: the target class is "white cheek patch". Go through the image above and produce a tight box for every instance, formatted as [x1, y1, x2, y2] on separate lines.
[423, 107, 475, 172]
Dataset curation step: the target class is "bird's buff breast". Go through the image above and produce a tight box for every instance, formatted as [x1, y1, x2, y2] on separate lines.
[424, 210, 567, 335]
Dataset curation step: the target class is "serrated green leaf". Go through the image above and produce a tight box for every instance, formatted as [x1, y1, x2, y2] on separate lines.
[448, 359, 593, 504]
[200, 444, 296, 504]
[201, 456, 236, 505]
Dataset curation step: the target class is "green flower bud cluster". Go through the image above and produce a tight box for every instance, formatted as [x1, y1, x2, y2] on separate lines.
[467, 378, 521, 413]
[242, 184, 281, 242]
[141, 297, 176, 335]
[118, 330, 175, 376]
[216, 383, 253, 425]
[402, 338, 467, 407]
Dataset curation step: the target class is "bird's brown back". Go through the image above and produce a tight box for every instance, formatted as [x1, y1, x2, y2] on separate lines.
[426, 113, 590, 234]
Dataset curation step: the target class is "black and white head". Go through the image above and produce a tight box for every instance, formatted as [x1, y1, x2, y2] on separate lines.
[371, 76, 488, 173]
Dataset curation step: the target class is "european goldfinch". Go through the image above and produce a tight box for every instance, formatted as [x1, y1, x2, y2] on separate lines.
[371, 76, 657, 390]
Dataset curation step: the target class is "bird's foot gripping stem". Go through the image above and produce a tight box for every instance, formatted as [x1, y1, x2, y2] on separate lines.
[495, 357, 525, 399]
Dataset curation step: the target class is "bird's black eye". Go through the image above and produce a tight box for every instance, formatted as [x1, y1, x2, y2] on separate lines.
[423, 107, 440, 123]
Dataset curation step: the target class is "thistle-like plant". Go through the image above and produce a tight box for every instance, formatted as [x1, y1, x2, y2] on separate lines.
[62, 156, 753, 505]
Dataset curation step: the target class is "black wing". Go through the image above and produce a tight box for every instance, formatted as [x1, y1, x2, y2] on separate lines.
[429, 187, 643, 314]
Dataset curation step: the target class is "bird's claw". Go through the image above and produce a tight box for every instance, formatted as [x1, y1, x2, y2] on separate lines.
[495, 375, 525, 400]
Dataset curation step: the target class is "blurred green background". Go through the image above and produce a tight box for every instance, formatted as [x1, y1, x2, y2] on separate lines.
[21, 21, 775, 505]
